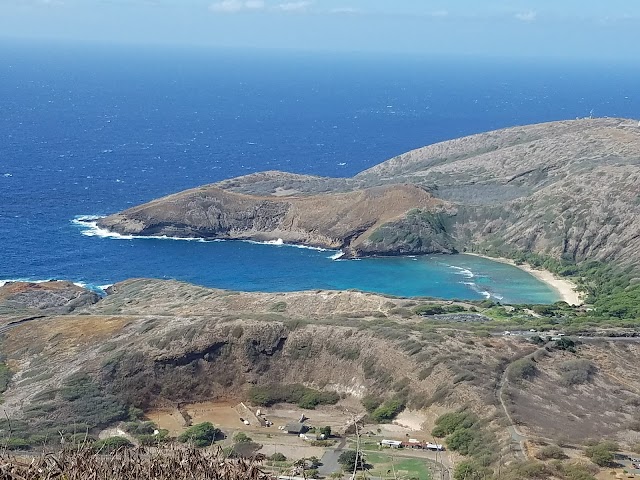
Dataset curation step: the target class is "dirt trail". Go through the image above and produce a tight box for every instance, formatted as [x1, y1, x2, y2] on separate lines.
[496, 349, 541, 461]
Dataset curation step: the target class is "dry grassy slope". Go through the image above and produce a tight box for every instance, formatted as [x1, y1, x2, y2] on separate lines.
[97, 183, 442, 252]
[98, 118, 640, 266]
[1, 279, 639, 451]
[505, 341, 640, 446]
[0, 279, 523, 422]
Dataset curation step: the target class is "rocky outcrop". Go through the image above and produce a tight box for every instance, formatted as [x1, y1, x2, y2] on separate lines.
[0, 281, 100, 315]
[98, 118, 640, 266]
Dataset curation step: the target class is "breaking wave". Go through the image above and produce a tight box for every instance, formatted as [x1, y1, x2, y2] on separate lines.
[449, 265, 475, 279]
[73, 217, 335, 253]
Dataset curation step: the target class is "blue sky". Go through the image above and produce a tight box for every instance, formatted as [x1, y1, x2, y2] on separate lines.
[1, 0, 639, 59]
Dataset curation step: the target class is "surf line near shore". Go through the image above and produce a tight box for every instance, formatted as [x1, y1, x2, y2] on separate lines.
[465, 253, 583, 306]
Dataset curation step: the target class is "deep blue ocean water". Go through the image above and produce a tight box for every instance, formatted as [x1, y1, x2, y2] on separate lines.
[1, 42, 638, 303]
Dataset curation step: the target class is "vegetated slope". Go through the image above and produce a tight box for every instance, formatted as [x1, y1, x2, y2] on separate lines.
[1, 280, 639, 452]
[98, 118, 640, 266]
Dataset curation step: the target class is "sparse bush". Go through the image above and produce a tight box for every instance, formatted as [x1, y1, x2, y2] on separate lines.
[269, 301, 287, 313]
[227, 441, 262, 459]
[361, 395, 383, 413]
[559, 359, 595, 386]
[125, 421, 157, 436]
[535, 445, 567, 460]
[508, 358, 538, 383]
[270, 452, 287, 462]
[553, 337, 577, 352]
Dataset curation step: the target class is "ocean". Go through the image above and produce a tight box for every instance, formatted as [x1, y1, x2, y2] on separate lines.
[1, 42, 638, 303]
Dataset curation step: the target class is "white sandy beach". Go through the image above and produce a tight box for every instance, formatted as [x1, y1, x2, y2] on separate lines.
[466, 253, 583, 306]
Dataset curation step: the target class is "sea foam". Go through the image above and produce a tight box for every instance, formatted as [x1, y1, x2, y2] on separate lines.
[449, 265, 475, 279]
[460, 281, 498, 300]
[73, 217, 336, 253]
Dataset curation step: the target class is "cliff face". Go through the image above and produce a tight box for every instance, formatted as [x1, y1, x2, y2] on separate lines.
[98, 118, 640, 266]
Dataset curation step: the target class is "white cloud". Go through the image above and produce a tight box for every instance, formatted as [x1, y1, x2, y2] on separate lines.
[275, 1, 312, 12]
[515, 10, 537, 22]
[209, 0, 265, 13]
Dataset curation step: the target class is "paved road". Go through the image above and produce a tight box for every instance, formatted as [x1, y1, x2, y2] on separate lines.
[318, 437, 346, 477]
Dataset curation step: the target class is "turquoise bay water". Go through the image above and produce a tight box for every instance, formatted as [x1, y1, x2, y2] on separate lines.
[70, 221, 561, 304]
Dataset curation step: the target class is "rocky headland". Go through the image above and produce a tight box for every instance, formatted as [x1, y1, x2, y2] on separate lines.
[97, 118, 640, 266]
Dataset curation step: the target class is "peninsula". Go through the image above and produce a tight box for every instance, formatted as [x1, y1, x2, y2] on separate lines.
[98, 118, 640, 271]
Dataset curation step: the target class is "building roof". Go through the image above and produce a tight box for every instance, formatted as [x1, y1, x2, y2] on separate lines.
[285, 422, 306, 433]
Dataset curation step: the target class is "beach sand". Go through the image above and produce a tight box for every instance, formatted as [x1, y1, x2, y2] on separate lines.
[466, 253, 583, 306]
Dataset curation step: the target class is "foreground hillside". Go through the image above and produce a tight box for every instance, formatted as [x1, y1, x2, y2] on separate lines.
[1, 279, 639, 480]
[97, 118, 640, 266]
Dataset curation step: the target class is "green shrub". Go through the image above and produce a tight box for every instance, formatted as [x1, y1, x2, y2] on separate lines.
[138, 430, 170, 446]
[585, 441, 617, 466]
[94, 436, 132, 453]
[431, 411, 475, 438]
[248, 384, 339, 409]
[414, 305, 445, 316]
[4, 438, 30, 450]
[371, 398, 405, 423]
[0, 363, 12, 394]
[233, 432, 252, 443]
[338, 450, 364, 471]
[178, 422, 220, 447]
[454, 461, 489, 480]
[270, 452, 287, 462]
